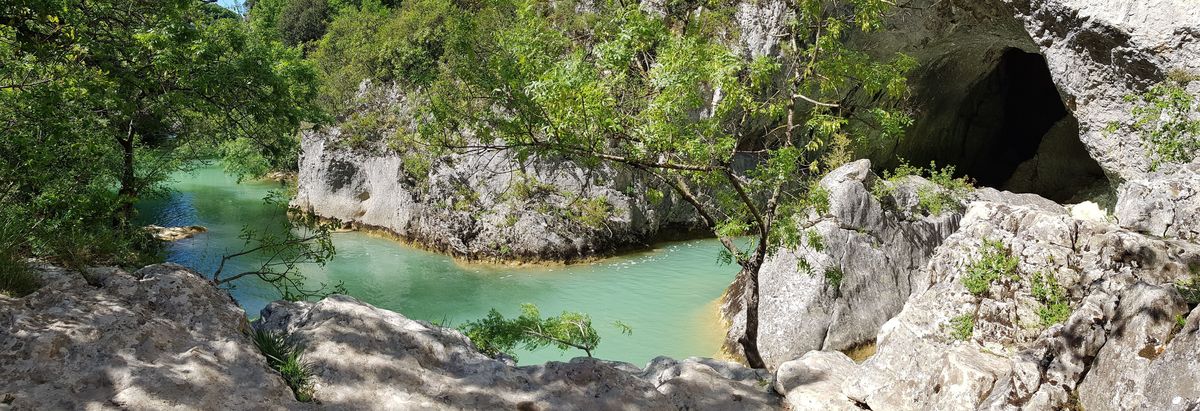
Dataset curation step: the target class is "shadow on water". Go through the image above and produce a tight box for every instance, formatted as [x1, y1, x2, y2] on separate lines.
[136, 165, 738, 365]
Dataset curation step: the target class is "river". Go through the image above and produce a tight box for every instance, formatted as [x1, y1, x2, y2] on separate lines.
[138, 164, 737, 365]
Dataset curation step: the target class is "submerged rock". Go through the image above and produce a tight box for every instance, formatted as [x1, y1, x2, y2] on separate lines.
[0, 263, 296, 409]
[143, 224, 208, 241]
[256, 294, 781, 410]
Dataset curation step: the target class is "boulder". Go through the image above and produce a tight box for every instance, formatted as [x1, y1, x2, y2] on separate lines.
[722, 159, 963, 368]
[838, 200, 1200, 410]
[0, 263, 297, 410]
[773, 351, 861, 410]
[1116, 161, 1200, 241]
[256, 294, 783, 410]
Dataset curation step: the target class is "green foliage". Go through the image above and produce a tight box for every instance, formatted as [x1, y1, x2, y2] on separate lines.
[1175, 271, 1200, 306]
[1, 0, 319, 264]
[962, 239, 1019, 297]
[873, 160, 972, 215]
[0, 216, 39, 297]
[949, 313, 975, 341]
[311, 0, 456, 113]
[458, 304, 631, 361]
[1120, 73, 1200, 170]
[250, 328, 316, 402]
[212, 192, 344, 301]
[824, 266, 844, 291]
[279, 0, 331, 46]
[1031, 271, 1071, 326]
[572, 197, 612, 229]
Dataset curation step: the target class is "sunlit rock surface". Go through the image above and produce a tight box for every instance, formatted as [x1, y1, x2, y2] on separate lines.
[0, 264, 296, 410]
[257, 295, 781, 410]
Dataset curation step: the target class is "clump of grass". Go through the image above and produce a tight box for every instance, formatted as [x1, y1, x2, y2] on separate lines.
[0, 253, 39, 298]
[251, 328, 315, 402]
[1031, 271, 1071, 326]
[962, 239, 1019, 297]
[949, 313, 975, 341]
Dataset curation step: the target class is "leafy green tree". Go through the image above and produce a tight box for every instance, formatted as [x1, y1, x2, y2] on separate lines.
[279, 0, 331, 46]
[1, 0, 320, 263]
[458, 303, 631, 360]
[416, 0, 913, 368]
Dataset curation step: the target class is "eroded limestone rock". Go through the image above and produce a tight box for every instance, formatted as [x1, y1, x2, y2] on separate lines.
[0, 263, 296, 410]
[256, 295, 782, 410]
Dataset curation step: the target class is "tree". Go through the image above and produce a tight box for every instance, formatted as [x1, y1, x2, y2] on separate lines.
[417, 0, 914, 368]
[279, 0, 330, 46]
[1, 0, 320, 262]
[458, 303, 632, 361]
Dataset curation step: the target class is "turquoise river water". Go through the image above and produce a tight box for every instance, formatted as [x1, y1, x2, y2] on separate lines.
[138, 165, 737, 365]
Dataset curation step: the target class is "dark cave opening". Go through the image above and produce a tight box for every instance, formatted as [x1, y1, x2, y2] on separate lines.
[964, 49, 1068, 187]
[913, 48, 1110, 203]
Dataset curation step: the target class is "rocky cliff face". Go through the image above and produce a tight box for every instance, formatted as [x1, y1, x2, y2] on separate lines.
[294, 114, 701, 263]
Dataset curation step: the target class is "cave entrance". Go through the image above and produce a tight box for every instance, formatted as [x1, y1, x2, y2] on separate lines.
[932, 48, 1110, 203]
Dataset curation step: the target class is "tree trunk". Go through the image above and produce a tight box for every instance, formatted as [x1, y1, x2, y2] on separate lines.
[737, 262, 766, 369]
[114, 132, 136, 227]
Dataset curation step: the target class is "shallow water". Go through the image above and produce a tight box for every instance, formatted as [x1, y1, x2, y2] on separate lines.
[138, 165, 737, 365]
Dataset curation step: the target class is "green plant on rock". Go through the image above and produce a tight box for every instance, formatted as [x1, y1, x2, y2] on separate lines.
[824, 266, 844, 292]
[1031, 271, 1071, 326]
[458, 304, 631, 361]
[962, 239, 1019, 297]
[1175, 271, 1200, 306]
[572, 196, 612, 229]
[949, 313, 975, 341]
[1117, 72, 1200, 170]
[251, 328, 316, 402]
[873, 159, 972, 215]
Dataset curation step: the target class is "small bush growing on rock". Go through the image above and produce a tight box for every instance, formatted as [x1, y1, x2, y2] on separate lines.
[1032, 271, 1071, 326]
[873, 159, 971, 216]
[1115, 72, 1200, 170]
[949, 313, 975, 341]
[962, 239, 1019, 297]
[1175, 272, 1200, 306]
[571, 197, 612, 229]
[458, 304, 631, 361]
[824, 266, 844, 291]
[251, 328, 316, 402]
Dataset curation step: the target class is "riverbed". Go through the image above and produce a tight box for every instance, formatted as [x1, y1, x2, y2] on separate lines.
[138, 164, 736, 365]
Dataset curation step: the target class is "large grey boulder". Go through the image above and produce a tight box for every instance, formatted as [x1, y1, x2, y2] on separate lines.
[1116, 161, 1200, 241]
[838, 200, 1200, 410]
[256, 294, 782, 410]
[0, 264, 297, 410]
[773, 351, 861, 411]
[721, 159, 963, 369]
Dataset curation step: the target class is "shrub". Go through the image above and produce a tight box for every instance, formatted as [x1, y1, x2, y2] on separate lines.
[873, 159, 972, 215]
[949, 313, 975, 341]
[251, 328, 316, 402]
[1118, 73, 1200, 170]
[458, 304, 630, 361]
[0, 252, 38, 298]
[573, 197, 612, 229]
[824, 266, 844, 291]
[1031, 271, 1071, 326]
[962, 239, 1019, 297]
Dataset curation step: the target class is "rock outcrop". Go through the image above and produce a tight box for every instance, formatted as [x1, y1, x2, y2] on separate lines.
[256, 295, 781, 410]
[863, 0, 1200, 201]
[1116, 160, 1200, 241]
[293, 86, 700, 263]
[775, 199, 1200, 410]
[721, 159, 963, 368]
[0, 264, 297, 409]
[2, 263, 788, 410]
